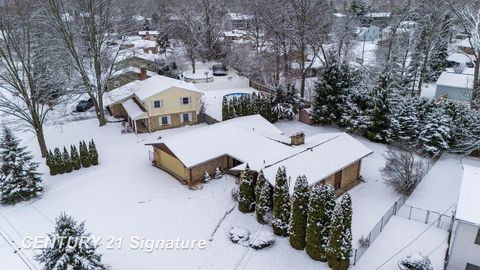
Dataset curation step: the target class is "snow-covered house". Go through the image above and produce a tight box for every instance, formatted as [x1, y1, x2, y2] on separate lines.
[147, 115, 372, 188]
[103, 75, 203, 133]
[447, 165, 480, 270]
[227, 13, 254, 30]
[364, 12, 391, 27]
[108, 66, 158, 90]
[116, 51, 162, 73]
[138, 30, 159, 41]
[457, 39, 475, 55]
[435, 71, 474, 101]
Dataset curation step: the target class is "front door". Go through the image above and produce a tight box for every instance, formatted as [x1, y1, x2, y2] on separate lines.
[334, 171, 342, 190]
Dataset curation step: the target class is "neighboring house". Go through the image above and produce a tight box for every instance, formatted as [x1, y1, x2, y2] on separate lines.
[222, 29, 249, 42]
[227, 13, 254, 30]
[116, 52, 161, 72]
[447, 53, 475, 68]
[356, 25, 381, 42]
[147, 115, 372, 189]
[435, 71, 473, 101]
[458, 39, 475, 55]
[363, 12, 391, 27]
[107, 66, 157, 91]
[103, 75, 203, 133]
[447, 165, 480, 270]
[138, 30, 159, 41]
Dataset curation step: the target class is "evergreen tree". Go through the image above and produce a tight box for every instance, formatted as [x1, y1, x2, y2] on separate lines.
[340, 81, 373, 133]
[306, 184, 336, 261]
[255, 170, 273, 224]
[35, 213, 110, 270]
[54, 148, 65, 174]
[0, 127, 43, 204]
[340, 193, 352, 230]
[80, 141, 90, 168]
[46, 150, 56, 176]
[391, 97, 420, 145]
[238, 164, 255, 213]
[70, 145, 81, 170]
[272, 166, 290, 236]
[289, 175, 309, 250]
[88, 140, 99, 166]
[327, 204, 352, 270]
[311, 59, 353, 125]
[365, 86, 392, 143]
[63, 147, 73, 173]
[222, 97, 230, 121]
[418, 107, 451, 155]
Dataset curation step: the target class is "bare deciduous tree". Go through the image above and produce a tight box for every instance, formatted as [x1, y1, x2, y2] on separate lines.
[381, 146, 427, 196]
[44, 0, 136, 126]
[0, 0, 66, 157]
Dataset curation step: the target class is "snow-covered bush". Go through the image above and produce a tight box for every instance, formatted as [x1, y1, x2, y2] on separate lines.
[398, 252, 433, 270]
[229, 227, 250, 246]
[203, 171, 212, 183]
[214, 168, 222, 180]
[228, 227, 275, 250]
[249, 231, 275, 250]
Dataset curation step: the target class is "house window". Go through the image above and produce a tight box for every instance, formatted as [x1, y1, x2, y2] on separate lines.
[113, 80, 121, 87]
[180, 113, 191, 123]
[181, 97, 191, 105]
[466, 263, 480, 270]
[475, 229, 480, 245]
[160, 116, 171, 126]
[153, 100, 163, 108]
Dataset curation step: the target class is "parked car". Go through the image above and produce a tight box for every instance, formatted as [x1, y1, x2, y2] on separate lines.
[76, 99, 94, 112]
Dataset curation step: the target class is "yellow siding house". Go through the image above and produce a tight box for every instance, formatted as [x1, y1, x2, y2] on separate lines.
[103, 75, 203, 133]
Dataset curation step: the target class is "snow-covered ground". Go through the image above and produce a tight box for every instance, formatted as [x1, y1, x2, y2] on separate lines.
[0, 115, 476, 269]
[353, 216, 448, 270]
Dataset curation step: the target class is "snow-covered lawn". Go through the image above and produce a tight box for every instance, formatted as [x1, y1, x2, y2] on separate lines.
[353, 216, 448, 270]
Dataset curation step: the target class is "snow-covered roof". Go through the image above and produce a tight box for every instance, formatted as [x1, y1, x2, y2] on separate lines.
[456, 165, 480, 225]
[135, 75, 202, 100]
[227, 13, 254, 21]
[436, 72, 474, 89]
[457, 39, 472, 48]
[104, 75, 201, 105]
[150, 115, 294, 169]
[365, 12, 391, 18]
[447, 52, 474, 64]
[122, 99, 147, 120]
[104, 80, 139, 106]
[150, 115, 372, 193]
[139, 30, 159, 36]
[116, 51, 160, 63]
[112, 66, 158, 78]
[261, 133, 373, 194]
[223, 30, 248, 38]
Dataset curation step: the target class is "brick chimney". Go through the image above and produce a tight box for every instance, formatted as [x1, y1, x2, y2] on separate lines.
[139, 66, 148, 81]
[290, 132, 305, 146]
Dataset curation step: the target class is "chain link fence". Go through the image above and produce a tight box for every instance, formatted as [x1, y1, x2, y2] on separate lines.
[351, 195, 407, 265]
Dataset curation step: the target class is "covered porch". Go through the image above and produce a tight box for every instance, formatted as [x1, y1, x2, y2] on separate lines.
[122, 98, 151, 134]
